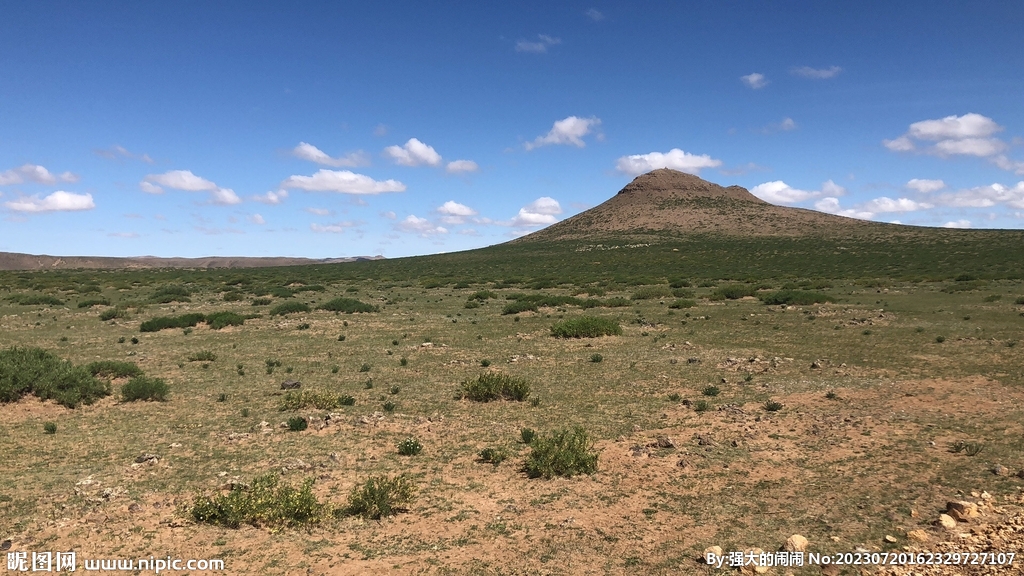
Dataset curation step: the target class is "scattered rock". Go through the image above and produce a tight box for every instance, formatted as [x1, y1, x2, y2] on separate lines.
[907, 529, 929, 542]
[884, 534, 897, 543]
[0, 540, 10, 551]
[280, 380, 301, 390]
[784, 534, 808, 552]
[655, 436, 676, 449]
[128, 503, 141, 513]
[820, 565, 841, 576]
[720, 377, 727, 384]
[676, 459, 690, 469]
[630, 445, 649, 457]
[946, 500, 980, 521]
[938, 514, 958, 529]
[738, 548, 768, 574]
[696, 434, 716, 447]
[811, 360, 822, 369]
[702, 545, 722, 562]
[134, 454, 159, 464]
[993, 464, 1010, 476]
[687, 357, 700, 364]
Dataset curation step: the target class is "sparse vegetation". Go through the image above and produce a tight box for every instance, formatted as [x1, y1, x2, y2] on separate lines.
[43, 422, 57, 434]
[317, 297, 378, 313]
[0, 347, 110, 408]
[345, 475, 416, 520]
[187, 350, 217, 362]
[188, 473, 327, 528]
[140, 313, 205, 333]
[759, 290, 836, 305]
[287, 416, 308, 431]
[460, 372, 531, 402]
[120, 376, 169, 402]
[524, 427, 598, 479]
[269, 301, 311, 316]
[550, 316, 622, 338]
[396, 437, 422, 456]
[85, 360, 142, 379]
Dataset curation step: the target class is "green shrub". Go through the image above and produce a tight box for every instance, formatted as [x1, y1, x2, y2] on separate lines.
[1015, 297, 1024, 305]
[297, 323, 310, 330]
[668, 392, 681, 402]
[346, 475, 416, 519]
[524, 427, 598, 479]
[983, 294, 1002, 302]
[205, 311, 245, 330]
[338, 395, 356, 406]
[712, 284, 755, 300]
[85, 360, 142, 379]
[550, 316, 622, 338]
[399, 356, 408, 366]
[78, 298, 110, 308]
[139, 313, 205, 332]
[502, 300, 539, 315]
[99, 307, 128, 321]
[600, 297, 632, 307]
[6, 293, 63, 306]
[43, 422, 57, 434]
[668, 299, 696, 309]
[478, 447, 507, 466]
[631, 285, 673, 300]
[460, 372, 531, 402]
[759, 290, 836, 305]
[464, 300, 481, 309]
[382, 400, 396, 413]
[520, 428, 536, 444]
[396, 438, 422, 456]
[281, 390, 343, 410]
[702, 385, 720, 397]
[188, 350, 217, 362]
[936, 335, 946, 343]
[480, 359, 491, 367]
[223, 291, 245, 302]
[763, 400, 784, 412]
[671, 288, 696, 298]
[317, 298, 377, 313]
[359, 363, 371, 373]
[251, 298, 272, 306]
[469, 290, 497, 301]
[287, 416, 308, 431]
[188, 473, 327, 528]
[269, 286, 294, 298]
[590, 353, 603, 363]
[693, 400, 711, 412]
[294, 284, 326, 293]
[0, 347, 109, 408]
[390, 385, 401, 395]
[269, 301, 310, 316]
[120, 376, 169, 402]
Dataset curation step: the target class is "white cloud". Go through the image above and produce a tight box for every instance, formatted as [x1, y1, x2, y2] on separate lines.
[95, 145, 153, 163]
[883, 135, 915, 152]
[791, 65, 842, 79]
[908, 113, 1002, 140]
[292, 142, 369, 167]
[446, 159, 478, 173]
[305, 207, 332, 216]
[993, 155, 1024, 175]
[751, 181, 819, 204]
[885, 113, 1011, 161]
[139, 181, 163, 194]
[814, 193, 933, 220]
[210, 188, 241, 205]
[0, 164, 78, 186]
[585, 8, 604, 20]
[108, 232, 140, 238]
[943, 219, 971, 228]
[436, 200, 478, 224]
[762, 117, 798, 133]
[373, 124, 389, 137]
[311, 221, 360, 233]
[516, 34, 561, 53]
[511, 197, 562, 227]
[380, 210, 397, 220]
[4, 191, 95, 213]
[526, 116, 601, 150]
[248, 214, 266, 225]
[933, 137, 1006, 157]
[615, 148, 723, 176]
[383, 138, 443, 167]
[813, 197, 874, 220]
[144, 170, 217, 191]
[395, 215, 448, 236]
[740, 73, 767, 89]
[280, 169, 406, 194]
[905, 179, 946, 193]
[933, 182, 1024, 209]
[251, 190, 289, 204]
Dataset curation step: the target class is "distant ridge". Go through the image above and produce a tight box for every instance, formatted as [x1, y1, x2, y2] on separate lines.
[0, 253, 384, 271]
[516, 168, 887, 242]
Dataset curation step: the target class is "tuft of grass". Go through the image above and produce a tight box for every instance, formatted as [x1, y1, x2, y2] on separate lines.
[317, 298, 378, 313]
[0, 346, 110, 408]
[520, 428, 536, 444]
[205, 311, 245, 330]
[6, 293, 63, 306]
[668, 299, 696, 309]
[85, 360, 142, 379]
[399, 356, 408, 366]
[287, 416, 308, 431]
[187, 350, 217, 362]
[758, 290, 835, 305]
[590, 353, 603, 363]
[550, 316, 622, 338]
[346, 475, 416, 520]
[667, 392, 681, 402]
[99, 307, 129, 321]
[78, 298, 110, 308]
[338, 395, 356, 406]
[936, 335, 946, 343]
[281, 390, 344, 410]
[702, 385, 720, 397]
[43, 422, 57, 434]
[250, 298, 272, 306]
[763, 399, 784, 412]
[631, 285, 673, 300]
[140, 313, 205, 333]
[269, 301, 311, 316]
[524, 427, 599, 479]
[460, 372, 531, 402]
[693, 400, 711, 413]
[478, 447, 507, 466]
[1015, 296, 1024, 305]
[120, 376, 169, 402]
[382, 400, 396, 413]
[188, 473, 327, 528]
[396, 437, 422, 456]
[359, 363, 371, 373]
[480, 359, 491, 367]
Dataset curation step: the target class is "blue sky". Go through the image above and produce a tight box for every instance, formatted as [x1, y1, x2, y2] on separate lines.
[1, 1, 1022, 258]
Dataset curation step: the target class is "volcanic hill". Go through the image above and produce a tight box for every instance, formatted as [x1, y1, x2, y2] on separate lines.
[517, 168, 885, 243]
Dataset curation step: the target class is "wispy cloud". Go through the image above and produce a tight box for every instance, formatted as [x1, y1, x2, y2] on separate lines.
[791, 65, 842, 79]
[291, 142, 369, 167]
[585, 8, 604, 21]
[446, 159, 478, 174]
[740, 72, 767, 89]
[516, 34, 561, 53]
[251, 190, 289, 204]
[94, 145, 153, 163]
[395, 215, 448, 236]
[141, 170, 241, 205]
[0, 164, 79, 186]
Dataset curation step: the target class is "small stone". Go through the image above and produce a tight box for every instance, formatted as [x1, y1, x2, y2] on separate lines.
[0, 540, 10, 551]
[702, 546, 723, 563]
[656, 436, 675, 449]
[993, 464, 1010, 476]
[907, 529, 929, 542]
[910, 509, 919, 518]
[938, 514, 958, 529]
[830, 536, 840, 542]
[280, 379, 301, 390]
[128, 503, 141, 513]
[811, 360, 822, 369]
[820, 565, 841, 576]
[980, 491, 992, 500]
[884, 535, 897, 543]
[784, 534, 809, 552]
[676, 459, 690, 469]
[687, 357, 700, 364]
[946, 500, 980, 520]
[720, 377, 728, 384]
[134, 454, 159, 464]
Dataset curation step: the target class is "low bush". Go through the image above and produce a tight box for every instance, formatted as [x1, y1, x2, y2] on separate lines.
[139, 313, 205, 332]
[0, 347, 109, 408]
[99, 307, 129, 321]
[668, 299, 696, 309]
[120, 376, 169, 402]
[1015, 296, 1024, 305]
[702, 385, 720, 397]
[711, 284, 755, 300]
[469, 290, 497, 301]
[763, 400, 784, 412]
[222, 291, 245, 302]
[269, 301, 310, 316]
[269, 286, 294, 298]
[983, 294, 1002, 302]
[396, 438, 422, 456]
[251, 298, 272, 306]
[77, 298, 110, 308]
[346, 475, 416, 519]
[85, 360, 142, 379]
[205, 311, 245, 330]
[460, 372, 531, 402]
[43, 422, 57, 434]
[524, 427, 598, 479]
[6, 293, 63, 306]
[287, 416, 308, 431]
[188, 473, 327, 528]
[187, 350, 217, 362]
[590, 353, 603, 363]
[550, 316, 622, 338]
[671, 288, 696, 298]
[631, 285, 673, 300]
[520, 428, 536, 444]
[478, 447, 507, 466]
[317, 298, 377, 313]
[280, 390, 344, 410]
[758, 290, 836, 306]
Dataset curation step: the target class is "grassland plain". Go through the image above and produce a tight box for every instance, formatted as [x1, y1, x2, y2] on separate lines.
[2, 268, 1024, 575]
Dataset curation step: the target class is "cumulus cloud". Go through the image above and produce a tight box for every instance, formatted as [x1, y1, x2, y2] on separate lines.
[585, 8, 604, 20]
[248, 214, 266, 225]
[251, 190, 289, 204]
[932, 182, 1024, 209]
[791, 65, 842, 79]
[383, 138, 443, 167]
[280, 169, 406, 194]
[944, 219, 971, 228]
[0, 164, 79, 186]
[380, 210, 397, 220]
[292, 142, 369, 167]
[905, 179, 946, 193]
[884, 113, 1013, 162]
[436, 200, 478, 224]
[311, 220, 360, 233]
[511, 197, 562, 227]
[616, 148, 723, 176]
[5, 191, 95, 212]
[993, 155, 1024, 175]
[762, 117, 797, 133]
[814, 194, 933, 220]
[526, 116, 601, 150]
[139, 181, 163, 194]
[395, 215, 448, 236]
[813, 197, 874, 220]
[210, 188, 241, 205]
[305, 207, 332, 216]
[516, 34, 561, 53]
[751, 181, 821, 204]
[108, 232, 140, 238]
[446, 159, 478, 173]
[94, 145, 153, 163]
[144, 170, 216, 191]
[740, 73, 767, 89]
